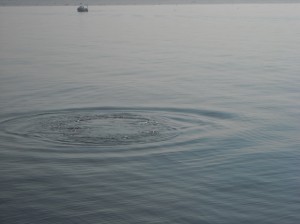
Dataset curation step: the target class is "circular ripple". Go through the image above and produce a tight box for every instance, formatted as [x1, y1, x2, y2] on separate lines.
[2, 109, 179, 147]
[0, 107, 236, 151]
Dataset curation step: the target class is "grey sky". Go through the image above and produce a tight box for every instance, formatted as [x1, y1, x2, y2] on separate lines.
[1, 0, 300, 6]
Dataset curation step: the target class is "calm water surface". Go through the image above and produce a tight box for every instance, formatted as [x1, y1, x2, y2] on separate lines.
[0, 4, 300, 223]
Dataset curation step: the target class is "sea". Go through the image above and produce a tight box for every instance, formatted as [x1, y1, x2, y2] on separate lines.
[0, 3, 299, 224]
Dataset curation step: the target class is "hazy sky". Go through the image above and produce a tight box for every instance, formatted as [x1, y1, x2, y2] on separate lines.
[1, 0, 300, 6]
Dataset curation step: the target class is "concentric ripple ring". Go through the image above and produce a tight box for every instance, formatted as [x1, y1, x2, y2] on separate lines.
[0, 107, 236, 152]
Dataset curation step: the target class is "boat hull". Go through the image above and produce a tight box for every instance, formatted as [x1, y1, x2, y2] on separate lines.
[77, 6, 88, 12]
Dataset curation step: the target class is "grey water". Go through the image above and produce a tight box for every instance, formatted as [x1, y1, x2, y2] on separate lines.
[0, 4, 300, 224]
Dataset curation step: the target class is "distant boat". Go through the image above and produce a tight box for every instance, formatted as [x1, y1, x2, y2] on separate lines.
[77, 3, 88, 12]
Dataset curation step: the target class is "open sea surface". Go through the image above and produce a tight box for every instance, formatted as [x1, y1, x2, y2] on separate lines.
[0, 4, 300, 223]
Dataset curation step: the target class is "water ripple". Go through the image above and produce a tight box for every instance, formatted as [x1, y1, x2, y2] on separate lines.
[0, 107, 237, 154]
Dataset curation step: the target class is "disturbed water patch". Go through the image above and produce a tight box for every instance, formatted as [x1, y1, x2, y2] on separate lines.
[0, 107, 236, 151]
